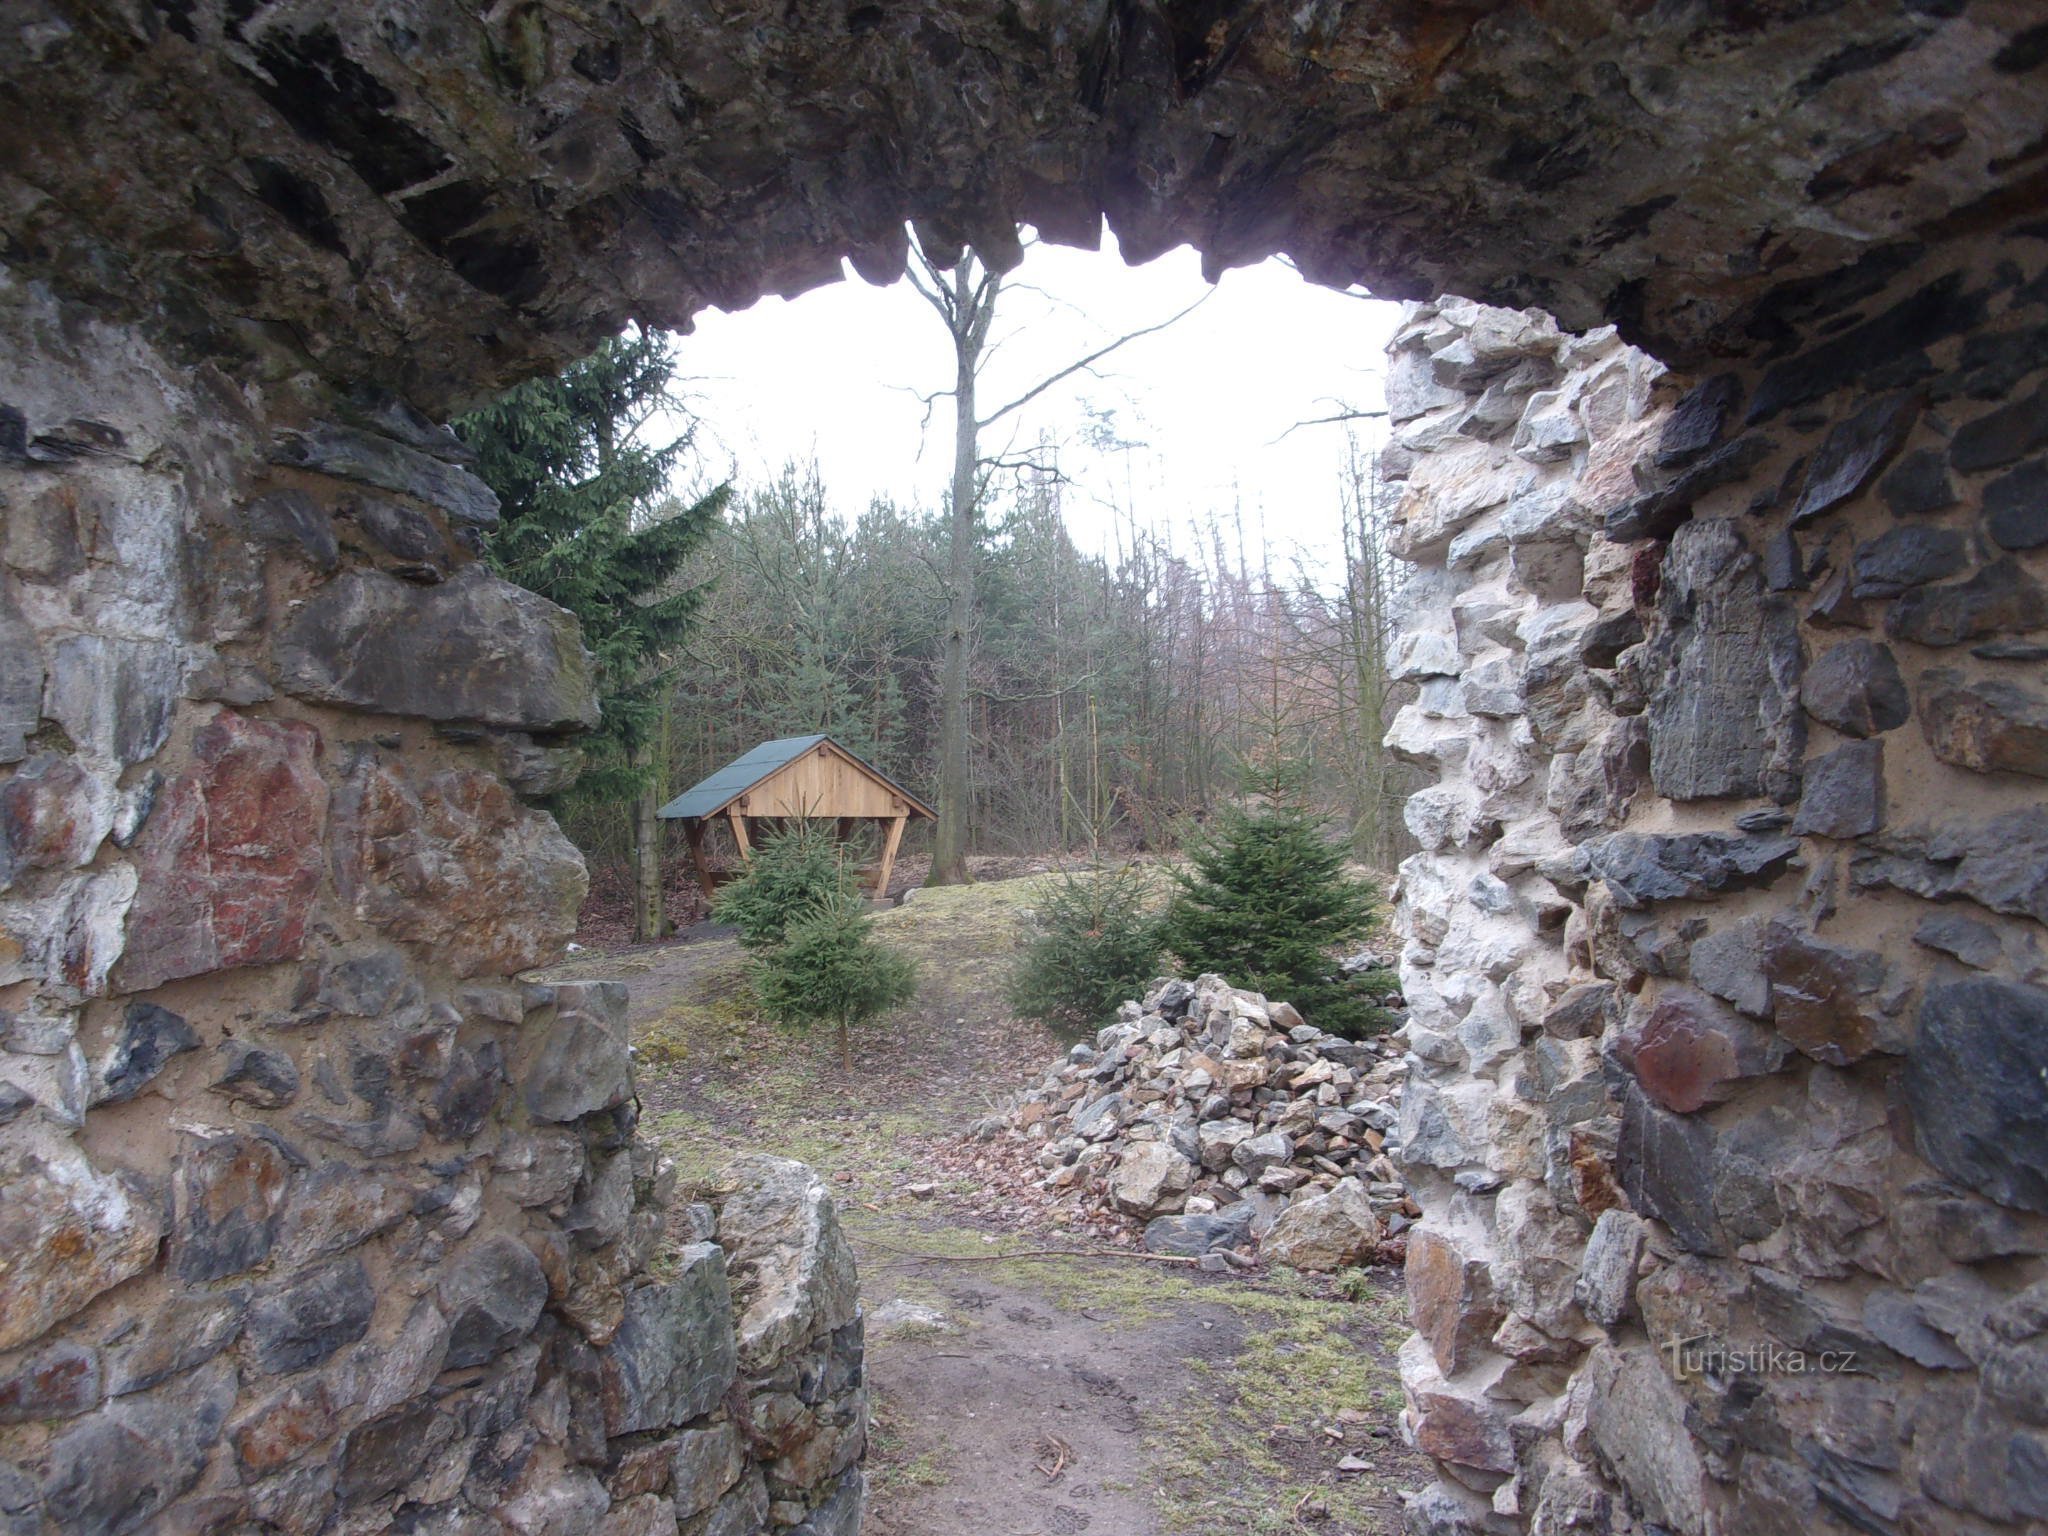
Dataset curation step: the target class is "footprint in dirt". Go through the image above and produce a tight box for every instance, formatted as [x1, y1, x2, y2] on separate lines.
[1003, 1305, 1053, 1329]
[1067, 1365, 1142, 1433]
[1046, 1505, 1093, 1533]
[950, 1287, 996, 1313]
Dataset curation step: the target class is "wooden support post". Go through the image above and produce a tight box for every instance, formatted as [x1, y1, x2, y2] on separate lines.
[873, 814, 907, 899]
[727, 809, 753, 863]
[835, 816, 856, 843]
[684, 820, 716, 902]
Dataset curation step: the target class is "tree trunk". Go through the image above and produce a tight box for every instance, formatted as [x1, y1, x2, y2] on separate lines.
[927, 270, 978, 886]
[839, 1014, 854, 1074]
[631, 741, 665, 942]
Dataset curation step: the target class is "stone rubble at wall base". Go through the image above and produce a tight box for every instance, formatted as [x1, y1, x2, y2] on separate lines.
[1002, 973, 1412, 1273]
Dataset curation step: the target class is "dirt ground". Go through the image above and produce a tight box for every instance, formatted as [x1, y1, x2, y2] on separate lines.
[539, 868, 1427, 1536]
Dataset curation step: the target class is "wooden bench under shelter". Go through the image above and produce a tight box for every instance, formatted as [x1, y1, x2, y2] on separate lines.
[656, 734, 938, 901]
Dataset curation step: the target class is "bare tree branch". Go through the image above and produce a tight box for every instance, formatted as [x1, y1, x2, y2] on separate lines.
[978, 290, 1212, 429]
[1269, 407, 1388, 444]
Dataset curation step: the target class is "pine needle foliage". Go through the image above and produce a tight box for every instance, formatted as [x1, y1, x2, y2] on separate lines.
[751, 892, 918, 1072]
[1008, 861, 1164, 1031]
[712, 824, 856, 953]
[1160, 761, 1387, 1038]
[457, 329, 729, 803]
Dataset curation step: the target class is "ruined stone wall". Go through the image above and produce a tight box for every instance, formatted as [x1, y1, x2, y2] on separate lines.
[1386, 237, 2048, 1535]
[0, 268, 864, 1536]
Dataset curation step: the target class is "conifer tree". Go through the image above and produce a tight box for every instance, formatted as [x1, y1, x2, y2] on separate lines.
[751, 892, 918, 1072]
[458, 329, 729, 939]
[1159, 760, 1386, 1037]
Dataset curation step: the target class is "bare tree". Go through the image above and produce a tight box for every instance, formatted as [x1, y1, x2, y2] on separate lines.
[905, 229, 1205, 884]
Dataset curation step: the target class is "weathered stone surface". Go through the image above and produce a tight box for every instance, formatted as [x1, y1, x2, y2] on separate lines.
[0, 1150, 159, 1352]
[1263, 1180, 1381, 1272]
[0, 1338, 100, 1424]
[1405, 1226, 1500, 1375]
[1851, 806, 2048, 925]
[442, 1235, 548, 1368]
[272, 424, 499, 526]
[714, 1155, 859, 1371]
[1906, 978, 2048, 1213]
[171, 1129, 295, 1283]
[248, 1257, 377, 1374]
[0, 584, 41, 765]
[210, 1039, 300, 1108]
[1801, 640, 1912, 743]
[1585, 831, 1799, 910]
[1646, 519, 1802, 802]
[1849, 524, 1966, 598]
[0, 752, 111, 891]
[1886, 557, 2048, 647]
[1879, 448, 1957, 517]
[1792, 391, 1919, 524]
[42, 633, 180, 769]
[1919, 671, 2048, 778]
[117, 710, 326, 991]
[93, 1000, 199, 1104]
[1574, 1209, 1645, 1329]
[275, 1161, 415, 1264]
[334, 757, 586, 978]
[670, 1423, 746, 1519]
[597, 1247, 737, 1435]
[1611, 986, 1791, 1113]
[1983, 455, 2048, 551]
[1583, 1345, 1707, 1535]
[1109, 1141, 1194, 1218]
[1791, 739, 1885, 839]
[103, 1287, 248, 1395]
[275, 566, 596, 731]
[1760, 925, 1896, 1065]
[523, 983, 632, 1123]
[39, 1361, 233, 1536]
[1617, 1083, 1725, 1256]
[1142, 1205, 1255, 1257]
[240, 488, 340, 571]
[1951, 382, 2048, 473]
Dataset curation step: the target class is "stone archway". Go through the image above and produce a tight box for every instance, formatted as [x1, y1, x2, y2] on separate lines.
[2, 4, 2046, 1534]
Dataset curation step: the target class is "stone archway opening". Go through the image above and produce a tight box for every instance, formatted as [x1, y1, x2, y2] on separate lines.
[4, 4, 2048, 1535]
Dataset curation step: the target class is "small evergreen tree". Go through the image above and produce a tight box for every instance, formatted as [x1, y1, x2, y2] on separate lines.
[712, 824, 854, 953]
[458, 329, 730, 939]
[1159, 762, 1387, 1037]
[1008, 861, 1164, 1031]
[752, 892, 918, 1072]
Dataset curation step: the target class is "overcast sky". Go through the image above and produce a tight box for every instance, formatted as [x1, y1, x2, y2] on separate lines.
[671, 230, 1405, 577]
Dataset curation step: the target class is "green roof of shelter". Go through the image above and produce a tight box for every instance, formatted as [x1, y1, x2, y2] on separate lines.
[655, 734, 831, 820]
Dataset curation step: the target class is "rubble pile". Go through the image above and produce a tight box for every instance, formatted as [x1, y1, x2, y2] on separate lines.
[1007, 975, 1414, 1271]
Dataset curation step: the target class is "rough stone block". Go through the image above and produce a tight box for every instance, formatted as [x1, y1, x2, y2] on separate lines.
[334, 757, 586, 979]
[0, 1148, 160, 1352]
[117, 709, 326, 991]
[1849, 524, 1967, 597]
[1262, 1180, 1382, 1271]
[1906, 977, 2048, 1213]
[1583, 1344, 1707, 1534]
[0, 583, 43, 765]
[1791, 739, 1885, 839]
[1801, 638, 1910, 739]
[1886, 556, 2048, 647]
[0, 1337, 101, 1424]
[248, 1258, 376, 1375]
[523, 982, 633, 1122]
[170, 1129, 294, 1283]
[93, 1000, 199, 1104]
[270, 423, 499, 526]
[1646, 519, 1803, 802]
[442, 1234, 548, 1368]
[714, 1155, 860, 1371]
[1574, 1209, 1645, 1328]
[42, 633, 180, 768]
[274, 565, 597, 732]
[1792, 391, 1920, 524]
[597, 1245, 738, 1436]
[1983, 454, 2048, 550]
[1919, 670, 2048, 778]
[1611, 985, 1792, 1112]
[1405, 1226, 1501, 1374]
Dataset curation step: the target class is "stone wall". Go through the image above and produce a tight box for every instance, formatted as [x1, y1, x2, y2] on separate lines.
[1385, 238, 2048, 1534]
[0, 268, 864, 1536]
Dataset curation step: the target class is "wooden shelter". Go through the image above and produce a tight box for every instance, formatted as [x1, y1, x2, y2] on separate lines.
[657, 734, 937, 901]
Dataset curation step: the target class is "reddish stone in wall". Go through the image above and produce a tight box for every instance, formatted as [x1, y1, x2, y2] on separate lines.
[1610, 986, 1789, 1114]
[118, 710, 327, 991]
[1406, 1227, 1503, 1376]
[1409, 1388, 1515, 1476]
[334, 758, 585, 979]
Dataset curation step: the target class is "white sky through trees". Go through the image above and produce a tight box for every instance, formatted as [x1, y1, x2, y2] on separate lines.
[670, 230, 1405, 579]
